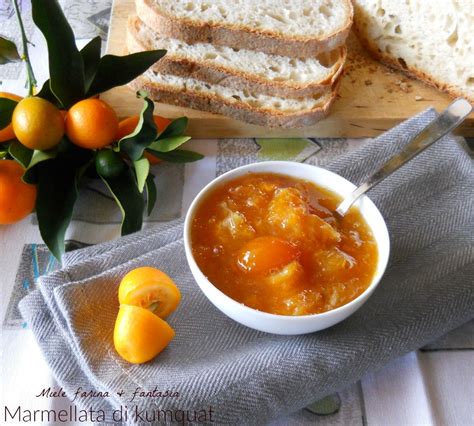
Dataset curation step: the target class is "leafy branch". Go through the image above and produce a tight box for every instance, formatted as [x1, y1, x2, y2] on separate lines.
[0, 0, 204, 261]
[13, 0, 37, 95]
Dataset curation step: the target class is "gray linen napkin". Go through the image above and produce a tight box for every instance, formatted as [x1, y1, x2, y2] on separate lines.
[19, 109, 474, 424]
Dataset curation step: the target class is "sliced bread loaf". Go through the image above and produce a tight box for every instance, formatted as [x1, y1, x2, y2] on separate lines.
[127, 16, 346, 98]
[136, 0, 353, 58]
[353, 0, 474, 102]
[130, 70, 339, 128]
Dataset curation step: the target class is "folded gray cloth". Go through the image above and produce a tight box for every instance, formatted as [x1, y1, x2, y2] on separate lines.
[19, 109, 474, 424]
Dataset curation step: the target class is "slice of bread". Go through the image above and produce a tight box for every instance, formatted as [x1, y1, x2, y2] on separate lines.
[130, 70, 339, 128]
[353, 0, 474, 102]
[127, 16, 346, 98]
[136, 0, 353, 58]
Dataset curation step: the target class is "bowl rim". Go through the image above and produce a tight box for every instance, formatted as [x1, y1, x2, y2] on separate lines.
[183, 160, 390, 322]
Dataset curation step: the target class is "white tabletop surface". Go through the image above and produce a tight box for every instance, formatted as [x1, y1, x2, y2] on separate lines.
[1, 1, 473, 425]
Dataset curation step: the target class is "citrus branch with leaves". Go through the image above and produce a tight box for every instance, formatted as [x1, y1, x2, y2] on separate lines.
[13, 0, 37, 95]
[0, 0, 202, 261]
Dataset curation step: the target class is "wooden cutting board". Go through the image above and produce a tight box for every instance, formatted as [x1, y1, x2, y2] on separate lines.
[102, 0, 474, 138]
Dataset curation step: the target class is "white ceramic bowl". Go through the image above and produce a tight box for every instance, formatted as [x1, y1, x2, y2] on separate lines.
[184, 161, 390, 335]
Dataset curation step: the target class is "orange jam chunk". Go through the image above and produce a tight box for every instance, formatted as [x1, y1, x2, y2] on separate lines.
[266, 187, 341, 245]
[191, 173, 378, 316]
[237, 236, 300, 275]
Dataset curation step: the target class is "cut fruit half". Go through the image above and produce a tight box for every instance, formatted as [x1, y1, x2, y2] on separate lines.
[118, 266, 181, 318]
[114, 304, 175, 364]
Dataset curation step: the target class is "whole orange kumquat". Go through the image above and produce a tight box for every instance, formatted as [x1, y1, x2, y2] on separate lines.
[0, 160, 37, 224]
[65, 98, 118, 149]
[12, 97, 65, 150]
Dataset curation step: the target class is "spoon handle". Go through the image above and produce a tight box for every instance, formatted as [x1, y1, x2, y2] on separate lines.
[336, 98, 472, 216]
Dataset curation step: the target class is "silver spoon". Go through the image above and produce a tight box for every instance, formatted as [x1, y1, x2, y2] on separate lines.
[336, 98, 473, 217]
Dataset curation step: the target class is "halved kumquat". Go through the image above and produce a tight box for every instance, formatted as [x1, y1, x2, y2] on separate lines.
[114, 304, 175, 364]
[118, 266, 181, 318]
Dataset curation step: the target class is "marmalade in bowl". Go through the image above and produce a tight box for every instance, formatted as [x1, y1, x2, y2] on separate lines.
[191, 173, 378, 316]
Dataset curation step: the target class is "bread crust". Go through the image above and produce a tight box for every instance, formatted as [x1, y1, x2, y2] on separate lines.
[352, 20, 474, 103]
[127, 17, 346, 99]
[130, 75, 340, 128]
[136, 0, 353, 59]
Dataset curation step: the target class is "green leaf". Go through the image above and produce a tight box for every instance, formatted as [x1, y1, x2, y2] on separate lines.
[146, 149, 204, 163]
[35, 159, 80, 261]
[24, 140, 92, 261]
[36, 35, 100, 105]
[145, 173, 157, 216]
[255, 138, 317, 161]
[0, 36, 20, 64]
[99, 167, 144, 236]
[158, 117, 188, 139]
[0, 97, 18, 130]
[119, 93, 157, 160]
[23, 148, 58, 184]
[86, 50, 167, 97]
[32, 0, 85, 108]
[148, 136, 191, 153]
[81, 36, 101, 92]
[8, 141, 33, 168]
[133, 157, 150, 193]
[28, 148, 58, 169]
[36, 80, 58, 104]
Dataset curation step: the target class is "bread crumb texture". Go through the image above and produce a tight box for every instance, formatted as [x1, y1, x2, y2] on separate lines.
[131, 17, 342, 85]
[153, 0, 351, 38]
[353, 0, 474, 101]
[144, 70, 332, 112]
